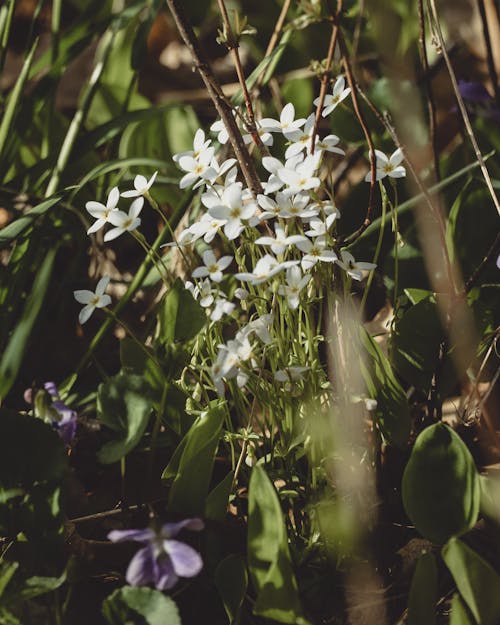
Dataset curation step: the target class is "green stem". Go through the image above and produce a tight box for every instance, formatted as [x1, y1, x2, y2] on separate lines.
[61, 191, 194, 395]
[360, 182, 387, 315]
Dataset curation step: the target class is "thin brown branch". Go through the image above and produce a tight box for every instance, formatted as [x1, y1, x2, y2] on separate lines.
[165, 0, 263, 197]
[427, 0, 500, 217]
[476, 0, 500, 104]
[216, 0, 267, 154]
[465, 231, 500, 292]
[417, 0, 440, 181]
[255, 0, 292, 90]
[310, 1, 342, 154]
[337, 28, 376, 235]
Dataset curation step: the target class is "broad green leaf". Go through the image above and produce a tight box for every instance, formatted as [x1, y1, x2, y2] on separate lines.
[97, 373, 154, 464]
[168, 401, 225, 516]
[407, 552, 437, 625]
[159, 278, 206, 344]
[102, 586, 181, 625]
[0, 195, 63, 248]
[479, 474, 500, 529]
[442, 538, 500, 625]
[360, 329, 410, 447]
[282, 78, 314, 119]
[0, 247, 57, 399]
[205, 471, 234, 521]
[391, 295, 443, 392]
[215, 554, 248, 625]
[0, 409, 67, 542]
[402, 423, 480, 544]
[248, 465, 308, 624]
[450, 594, 475, 625]
[120, 337, 163, 398]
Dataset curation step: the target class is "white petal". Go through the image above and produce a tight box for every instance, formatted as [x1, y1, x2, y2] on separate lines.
[78, 304, 95, 324]
[73, 290, 92, 304]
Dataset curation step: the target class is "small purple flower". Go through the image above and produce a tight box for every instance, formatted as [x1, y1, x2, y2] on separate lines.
[43, 382, 78, 445]
[25, 382, 77, 445]
[108, 518, 204, 590]
[457, 80, 500, 123]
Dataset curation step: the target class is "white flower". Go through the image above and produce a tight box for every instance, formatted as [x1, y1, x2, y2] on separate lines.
[284, 113, 316, 159]
[192, 250, 233, 283]
[278, 153, 321, 194]
[234, 254, 298, 285]
[277, 265, 311, 309]
[364, 148, 406, 182]
[210, 118, 230, 145]
[178, 149, 216, 189]
[73, 276, 112, 324]
[234, 287, 249, 301]
[210, 297, 235, 321]
[255, 223, 307, 256]
[295, 236, 337, 270]
[275, 191, 317, 220]
[121, 172, 158, 205]
[187, 278, 215, 307]
[314, 76, 351, 117]
[173, 128, 212, 162]
[274, 366, 309, 382]
[305, 213, 338, 237]
[260, 102, 306, 135]
[242, 122, 273, 147]
[104, 198, 142, 241]
[188, 212, 226, 244]
[208, 183, 256, 240]
[315, 134, 344, 156]
[85, 187, 120, 235]
[237, 314, 274, 345]
[335, 250, 376, 281]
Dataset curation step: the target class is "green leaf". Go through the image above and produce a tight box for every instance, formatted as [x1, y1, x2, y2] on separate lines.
[360, 329, 410, 447]
[167, 401, 225, 516]
[402, 423, 480, 544]
[442, 538, 500, 625]
[391, 295, 444, 392]
[407, 552, 437, 625]
[215, 554, 248, 625]
[102, 586, 181, 625]
[159, 278, 206, 344]
[0, 195, 63, 248]
[450, 594, 475, 625]
[0, 247, 57, 399]
[97, 373, 154, 463]
[16, 571, 66, 600]
[0, 39, 38, 167]
[205, 471, 234, 522]
[0, 562, 18, 598]
[247, 465, 309, 624]
[479, 474, 500, 529]
[120, 337, 163, 398]
[0, 410, 67, 543]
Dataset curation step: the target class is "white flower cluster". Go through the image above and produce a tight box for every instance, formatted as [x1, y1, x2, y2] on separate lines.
[74, 76, 406, 403]
[165, 76, 404, 396]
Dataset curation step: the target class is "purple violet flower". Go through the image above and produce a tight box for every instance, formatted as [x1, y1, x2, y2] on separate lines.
[108, 518, 204, 590]
[457, 80, 500, 123]
[43, 382, 78, 445]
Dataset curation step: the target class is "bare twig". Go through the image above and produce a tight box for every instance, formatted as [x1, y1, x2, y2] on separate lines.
[337, 29, 376, 236]
[476, 0, 500, 104]
[216, 0, 266, 154]
[254, 0, 292, 90]
[165, 0, 263, 197]
[465, 231, 500, 292]
[427, 0, 500, 217]
[417, 0, 440, 181]
[310, 1, 342, 154]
